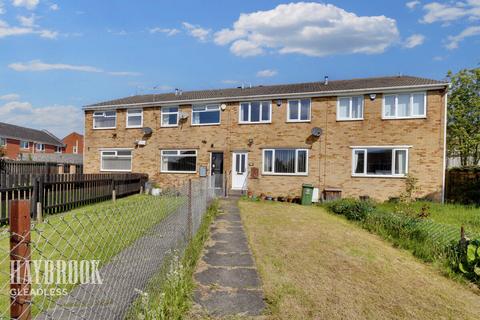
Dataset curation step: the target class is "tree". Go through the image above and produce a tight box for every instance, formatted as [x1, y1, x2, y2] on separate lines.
[447, 68, 480, 166]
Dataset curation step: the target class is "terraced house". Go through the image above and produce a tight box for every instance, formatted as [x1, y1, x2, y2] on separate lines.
[83, 76, 448, 201]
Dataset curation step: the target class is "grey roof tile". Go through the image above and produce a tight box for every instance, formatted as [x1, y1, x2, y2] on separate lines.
[0, 122, 64, 146]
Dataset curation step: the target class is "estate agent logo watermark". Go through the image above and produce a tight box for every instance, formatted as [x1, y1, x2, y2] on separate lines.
[11, 260, 103, 296]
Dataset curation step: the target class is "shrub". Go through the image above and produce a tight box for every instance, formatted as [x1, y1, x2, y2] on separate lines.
[326, 198, 376, 221]
[448, 237, 480, 284]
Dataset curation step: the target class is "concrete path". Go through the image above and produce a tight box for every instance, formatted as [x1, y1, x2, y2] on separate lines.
[193, 198, 265, 317]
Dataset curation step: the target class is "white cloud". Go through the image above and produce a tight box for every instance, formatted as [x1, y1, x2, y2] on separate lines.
[49, 3, 59, 11]
[406, 1, 421, 9]
[0, 100, 82, 137]
[8, 60, 141, 76]
[0, 1, 5, 14]
[0, 93, 20, 101]
[12, 0, 39, 10]
[445, 26, 480, 49]
[404, 34, 425, 48]
[149, 27, 180, 36]
[0, 18, 58, 39]
[213, 2, 399, 57]
[182, 22, 211, 41]
[221, 80, 240, 85]
[17, 14, 36, 27]
[107, 29, 128, 36]
[421, 1, 480, 24]
[256, 69, 278, 78]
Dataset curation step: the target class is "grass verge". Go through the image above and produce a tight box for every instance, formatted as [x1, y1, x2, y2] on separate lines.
[239, 200, 480, 319]
[126, 200, 218, 320]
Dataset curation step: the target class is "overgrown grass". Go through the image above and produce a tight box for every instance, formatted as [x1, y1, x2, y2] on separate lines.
[126, 201, 218, 320]
[0, 194, 183, 317]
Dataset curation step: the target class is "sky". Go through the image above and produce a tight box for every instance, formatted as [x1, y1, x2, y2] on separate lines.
[0, 0, 479, 137]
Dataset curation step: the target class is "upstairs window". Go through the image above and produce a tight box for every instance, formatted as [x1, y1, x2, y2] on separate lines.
[73, 146, 78, 154]
[337, 96, 364, 120]
[126, 109, 143, 128]
[20, 141, 29, 149]
[288, 99, 311, 122]
[93, 110, 116, 129]
[352, 148, 408, 177]
[36, 143, 45, 152]
[0, 137, 6, 147]
[101, 150, 132, 172]
[55, 146, 62, 153]
[161, 150, 197, 173]
[192, 105, 220, 125]
[239, 101, 271, 123]
[263, 149, 308, 175]
[383, 92, 426, 119]
[161, 106, 179, 127]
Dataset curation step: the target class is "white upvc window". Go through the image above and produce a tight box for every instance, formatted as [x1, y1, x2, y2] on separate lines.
[161, 106, 179, 127]
[93, 110, 117, 129]
[20, 141, 29, 149]
[337, 96, 364, 120]
[35, 143, 45, 152]
[239, 101, 271, 124]
[161, 149, 197, 173]
[352, 147, 409, 177]
[0, 137, 6, 147]
[192, 105, 221, 125]
[287, 99, 311, 122]
[100, 149, 132, 172]
[383, 92, 426, 119]
[55, 146, 62, 153]
[126, 109, 143, 128]
[73, 146, 78, 154]
[262, 149, 308, 175]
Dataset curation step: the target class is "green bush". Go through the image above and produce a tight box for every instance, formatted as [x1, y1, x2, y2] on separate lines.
[448, 238, 480, 284]
[326, 198, 376, 221]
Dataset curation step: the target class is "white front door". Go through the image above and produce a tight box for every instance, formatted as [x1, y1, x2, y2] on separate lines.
[232, 152, 248, 190]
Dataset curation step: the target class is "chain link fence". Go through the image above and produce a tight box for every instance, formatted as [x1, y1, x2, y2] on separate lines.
[0, 175, 223, 320]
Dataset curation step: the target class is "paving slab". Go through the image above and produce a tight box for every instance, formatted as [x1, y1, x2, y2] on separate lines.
[195, 267, 261, 288]
[194, 289, 265, 317]
[203, 251, 254, 267]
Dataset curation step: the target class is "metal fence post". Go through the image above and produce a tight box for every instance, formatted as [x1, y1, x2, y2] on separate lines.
[188, 179, 192, 239]
[10, 200, 31, 320]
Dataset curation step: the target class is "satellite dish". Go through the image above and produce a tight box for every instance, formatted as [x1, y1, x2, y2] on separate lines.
[311, 127, 323, 137]
[143, 127, 153, 135]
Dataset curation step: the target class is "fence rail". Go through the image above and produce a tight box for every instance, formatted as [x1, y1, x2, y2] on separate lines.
[0, 160, 83, 175]
[0, 173, 148, 223]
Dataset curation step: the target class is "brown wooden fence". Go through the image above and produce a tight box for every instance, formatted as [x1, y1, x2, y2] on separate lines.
[0, 173, 148, 224]
[445, 168, 480, 205]
[0, 159, 83, 175]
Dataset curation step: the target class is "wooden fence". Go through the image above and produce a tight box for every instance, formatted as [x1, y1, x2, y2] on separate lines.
[0, 173, 148, 224]
[445, 168, 480, 205]
[0, 159, 83, 175]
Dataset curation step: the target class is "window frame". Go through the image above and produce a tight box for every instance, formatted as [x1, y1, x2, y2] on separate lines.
[100, 149, 133, 172]
[262, 148, 309, 176]
[0, 137, 6, 147]
[287, 98, 311, 122]
[20, 141, 29, 150]
[35, 143, 45, 152]
[191, 104, 221, 126]
[351, 147, 409, 178]
[93, 110, 117, 129]
[160, 149, 198, 173]
[161, 106, 180, 127]
[73, 146, 78, 154]
[239, 101, 272, 124]
[55, 146, 62, 154]
[337, 96, 364, 121]
[126, 109, 143, 128]
[382, 92, 427, 119]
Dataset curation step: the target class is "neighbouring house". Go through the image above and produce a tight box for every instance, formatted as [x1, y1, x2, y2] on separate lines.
[0, 122, 64, 160]
[83, 75, 448, 201]
[62, 132, 84, 154]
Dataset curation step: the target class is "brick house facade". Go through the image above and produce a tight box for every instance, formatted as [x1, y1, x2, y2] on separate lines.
[83, 76, 448, 201]
[62, 132, 84, 154]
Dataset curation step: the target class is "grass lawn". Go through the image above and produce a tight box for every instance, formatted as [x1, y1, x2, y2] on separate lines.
[378, 201, 480, 236]
[0, 194, 183, 317]
[239, 200, 480, 320]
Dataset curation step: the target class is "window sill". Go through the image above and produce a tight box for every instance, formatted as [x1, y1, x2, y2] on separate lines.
[93, 127, 117, 130]
[382, 116, 427, 120]
[336, 118, 364, 122]
[238, 121, 272, 125]
[351, 174, 407, 179]
[160, 171, 197, 174]
[262, 173, 308, 176]
[286, 120, 311, 123]
[126, 126, 143, 129]
[160, 125, 179, 128]
[101, 169, 132, 172]
[191, 123, 221, 127]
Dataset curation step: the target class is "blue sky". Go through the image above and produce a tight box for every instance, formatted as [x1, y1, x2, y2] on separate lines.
[0, 0, 479, 137]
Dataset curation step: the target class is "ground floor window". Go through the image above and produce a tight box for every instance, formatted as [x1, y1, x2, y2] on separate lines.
[101, 149, 132, 172]
[352, 147, 408, 177]
[263, 149, 308, 175]
[161, 150, 197, 173]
